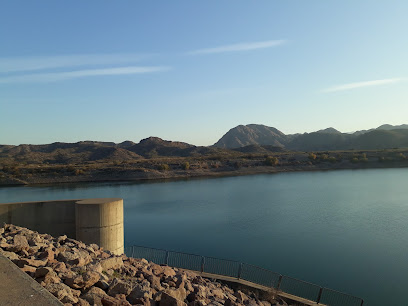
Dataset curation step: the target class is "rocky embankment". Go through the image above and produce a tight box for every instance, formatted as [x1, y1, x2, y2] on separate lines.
[0, 224, 291, 306]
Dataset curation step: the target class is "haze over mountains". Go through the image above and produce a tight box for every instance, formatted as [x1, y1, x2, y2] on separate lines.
[1, 124, 408, 165]
[213, 124, 408, 151]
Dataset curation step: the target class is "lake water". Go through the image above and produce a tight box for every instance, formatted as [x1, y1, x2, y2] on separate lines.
[1, 168, 408, 305]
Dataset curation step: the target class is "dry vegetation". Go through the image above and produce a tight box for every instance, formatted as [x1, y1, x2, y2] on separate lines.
[1, 145, 408, 186]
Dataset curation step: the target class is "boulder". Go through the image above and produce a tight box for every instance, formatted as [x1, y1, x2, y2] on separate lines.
[107, 278, 132, 296]
[101, 295, 132, 306]
[81, 286, 108, 305]
[100, 257, 123, 271]
[14, 258, 47, 268]
[0, 249, 19, 261]
[165, 287, 187, 303]
[160, 292, 187, 306]
[20, 264, 37, 275]
[127, 280, 152, 304]
[65, 271, 100, 289]
[45, 282, 80, 304]
[35, 266, 54, 278]
[95, 280, 110, 291]
[12, 234, 30, 251]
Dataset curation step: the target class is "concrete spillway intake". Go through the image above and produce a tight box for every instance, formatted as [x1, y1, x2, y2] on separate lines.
[0, 198, 124, 255]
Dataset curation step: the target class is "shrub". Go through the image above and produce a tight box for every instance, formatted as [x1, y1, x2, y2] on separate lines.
[265, 156, 279, 166]
[308, 153, 317, 160]
[75, 169, 85, 176]
[328, 157, 337, 163]
[157, 164, 170, 171]
[182, 162, 190, 170]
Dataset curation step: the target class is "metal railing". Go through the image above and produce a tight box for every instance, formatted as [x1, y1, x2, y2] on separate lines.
[125, 245, 364, 306]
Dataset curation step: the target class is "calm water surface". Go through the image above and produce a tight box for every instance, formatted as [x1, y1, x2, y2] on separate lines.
[1, 168, 408, 306]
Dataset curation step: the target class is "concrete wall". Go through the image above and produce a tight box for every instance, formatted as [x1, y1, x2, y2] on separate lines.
[0, 198, 124, 255]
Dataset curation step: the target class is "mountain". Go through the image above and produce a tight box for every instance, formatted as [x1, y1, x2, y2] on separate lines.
[316, 127, 342, 134]
[0, 137, 227, 164]
[214, 123, 408, 151]
[377, 124, 408, 131]
[213, 124, 288, 149]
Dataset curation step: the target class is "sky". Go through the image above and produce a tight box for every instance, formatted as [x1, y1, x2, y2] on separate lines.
[1, 1, 408, 146]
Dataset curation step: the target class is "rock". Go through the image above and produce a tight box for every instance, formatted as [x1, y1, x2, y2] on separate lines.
[12, 234, 30, 251]
[152, 265, 176, 278]
[127, 280, 152, 304]
[0, 249, 19, 260]
[14, 258, 47, 268]
[57, 251, 80, 263]
[165, 287, 187, 303]
[77, 298, 91, 306]
[20, 265, 37, 274]
[146, 273, 163, 290]
[108, 278, 132, 296]
[45, 282, 79, 304]
[38, 249, 55, 261]
[71, 250, 92, 267]
[81, 286, 108, 305]
[210, 288, 225, 300]
[53, 261, 67, 273]
[95, 280, 110, 291]
[65, 271, 100, 289]
[235, 291, 248, 303]
[101, 295, 132, 306]
[35, 266, 54, 278]
[160, 292, 187, 306]
[100, 257, 124, 271]
[87, 262, 103, 274]
[57, 235, 67, 243]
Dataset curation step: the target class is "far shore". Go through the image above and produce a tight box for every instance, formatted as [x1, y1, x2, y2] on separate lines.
[1, 160, 407, 187]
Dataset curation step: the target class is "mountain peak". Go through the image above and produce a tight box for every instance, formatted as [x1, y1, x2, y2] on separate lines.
[316, 127, 341, 134]
[213, 124, 287, 148]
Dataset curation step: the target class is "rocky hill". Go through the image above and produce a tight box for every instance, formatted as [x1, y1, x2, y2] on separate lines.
[214, 124, 408, 151]
[0, 224, 291, 306]
[213, 125, 289, 149]
[0, 137, 227, 165]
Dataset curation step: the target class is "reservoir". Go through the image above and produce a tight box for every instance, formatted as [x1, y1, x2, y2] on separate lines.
[1, 168, 407, 306]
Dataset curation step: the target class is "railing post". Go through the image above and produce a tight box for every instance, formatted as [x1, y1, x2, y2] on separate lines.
[360, 299, 364, 306]
[201, 256, 205, 273]
[238, 263, 243, 279]
[165, 251, 169, 265]
[131, 246, 134, 258]
[316, 287, 323, 304]
[276, 275, 283, 290]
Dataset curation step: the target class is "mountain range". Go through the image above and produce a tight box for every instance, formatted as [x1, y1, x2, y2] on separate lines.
[213, 124, 408, 151]
[1, 124, 408, 165]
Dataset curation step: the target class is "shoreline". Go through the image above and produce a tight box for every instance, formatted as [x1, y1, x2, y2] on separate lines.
[1, 162, 407, 188]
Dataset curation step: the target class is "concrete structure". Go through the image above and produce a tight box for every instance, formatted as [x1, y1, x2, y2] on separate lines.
[0, 253, 63, 305]
[0, 198, 124, 254]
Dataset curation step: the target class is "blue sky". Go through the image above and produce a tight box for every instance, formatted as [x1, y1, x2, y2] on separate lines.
[1, 1, 408, 146]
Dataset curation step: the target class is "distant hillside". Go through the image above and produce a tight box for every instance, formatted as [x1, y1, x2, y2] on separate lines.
[215, 123, 408, 151]
[0, 137, 228, 165]
[231, 144, 285, 154]
[213, 124, 288, 148]
[128, 137, 224, 158]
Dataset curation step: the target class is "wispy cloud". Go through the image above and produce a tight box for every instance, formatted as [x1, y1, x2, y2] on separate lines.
[0, 54, 147, 73]
[0, 66, 170, 83]
[188, 40, 287, 55]
[321, 78, 405, 93]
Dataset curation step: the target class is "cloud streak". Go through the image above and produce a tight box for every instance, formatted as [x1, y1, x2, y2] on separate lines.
[188, 40, 287, 55]
[0, 66, 170, 83]
[321, 78, 405, 93]
[0, 54, 147, 73]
